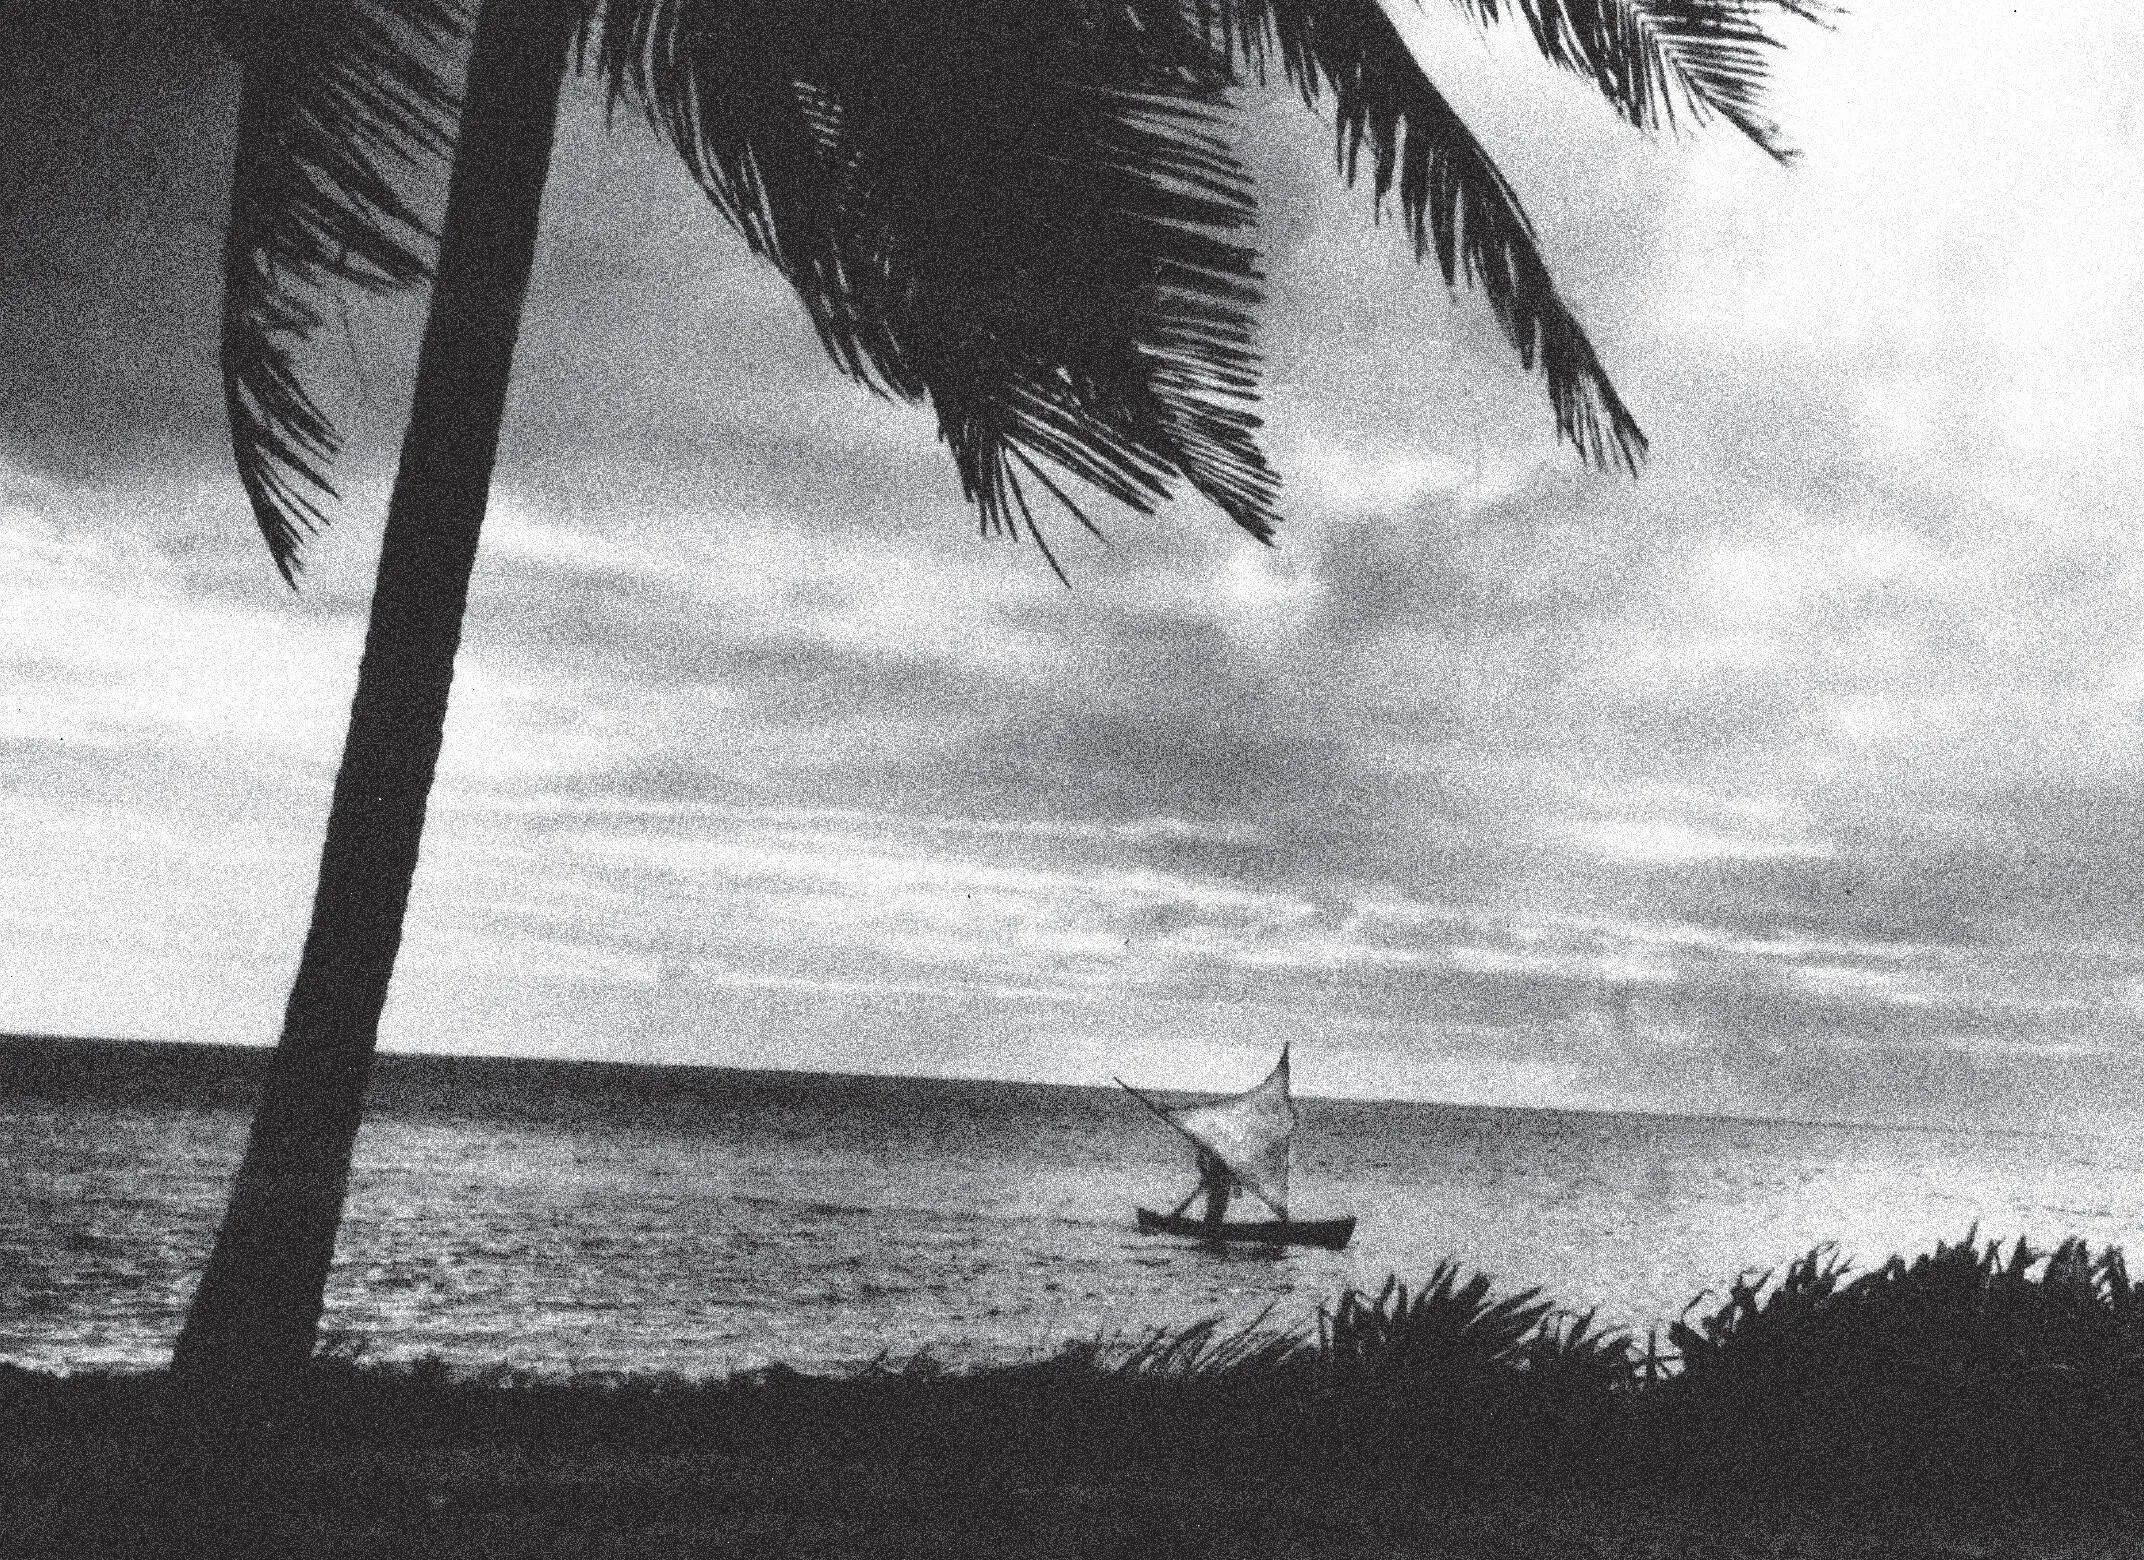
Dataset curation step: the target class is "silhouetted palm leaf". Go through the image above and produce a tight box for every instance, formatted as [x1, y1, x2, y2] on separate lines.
[215, 0, 464, 581]
[1444, 0, 1825, 164]
[1110, 1309, 1315, 1378]
[219, 0, 1818, 572]
[597, 0, 1280, 570]
[1325, 1266, 1557, 1382]
[1201, 0, 1647, 472]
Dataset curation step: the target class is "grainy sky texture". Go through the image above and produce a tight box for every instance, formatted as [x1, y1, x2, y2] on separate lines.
[5, 3, 2144, 1130]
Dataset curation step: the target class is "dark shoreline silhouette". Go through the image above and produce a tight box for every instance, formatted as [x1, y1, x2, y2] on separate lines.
[8, 1236, 2140, 1557]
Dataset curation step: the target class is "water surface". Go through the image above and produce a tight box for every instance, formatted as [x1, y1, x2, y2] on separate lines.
[5, 1037, 2139, 1375]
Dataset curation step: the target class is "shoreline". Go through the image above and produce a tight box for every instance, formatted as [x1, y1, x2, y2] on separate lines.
[13, 1236, 2144, 1556]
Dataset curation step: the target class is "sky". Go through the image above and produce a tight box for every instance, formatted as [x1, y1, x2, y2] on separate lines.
[5, 2, 2144, 1132]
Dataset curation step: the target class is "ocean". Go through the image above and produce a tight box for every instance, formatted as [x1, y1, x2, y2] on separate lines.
[5, 1035, 2142, 1378]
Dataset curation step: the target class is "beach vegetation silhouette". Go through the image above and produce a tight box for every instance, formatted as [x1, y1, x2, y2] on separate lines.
[15, 1235, 2144, 1555]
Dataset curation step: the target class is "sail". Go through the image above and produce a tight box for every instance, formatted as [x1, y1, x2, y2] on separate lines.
[1125, 1047, 1297, 1219]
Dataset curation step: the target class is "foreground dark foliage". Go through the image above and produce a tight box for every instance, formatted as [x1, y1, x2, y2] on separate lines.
[12, 1234, 2144, 1557]
[1653, 1234, 2144, 1501]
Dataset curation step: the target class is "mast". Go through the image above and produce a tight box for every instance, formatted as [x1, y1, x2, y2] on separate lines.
[1117, 1045, 1296, 1220]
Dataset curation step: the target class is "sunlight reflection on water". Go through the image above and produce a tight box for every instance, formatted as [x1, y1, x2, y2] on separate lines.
[6, 1071, 2144, 1376]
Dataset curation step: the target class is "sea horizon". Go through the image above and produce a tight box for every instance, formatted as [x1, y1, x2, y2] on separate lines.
[1, 1030, 2109, 1147]
[10, 1028, 2144, 1379]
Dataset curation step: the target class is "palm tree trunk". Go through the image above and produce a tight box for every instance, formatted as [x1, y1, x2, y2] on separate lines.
[172, 0, 577, 1389]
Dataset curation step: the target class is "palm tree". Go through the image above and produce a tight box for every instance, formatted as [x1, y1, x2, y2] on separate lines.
[171, 0, 1817, 1387]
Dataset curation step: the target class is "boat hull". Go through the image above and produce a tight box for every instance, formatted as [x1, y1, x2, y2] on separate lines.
[1135, 1207, 1356, 1251]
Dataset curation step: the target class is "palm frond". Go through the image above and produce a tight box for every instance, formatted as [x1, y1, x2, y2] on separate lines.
[1207, 0, 1646, 474]
[595, 0, 1281, 563]
[1325, 1266, 1558, 1383]
[1527, 1306, 1641, 1391]
[215, 0, 466, 583]
[1443, 0, 1828, 164]
[1110, 1309, 1313, 1379]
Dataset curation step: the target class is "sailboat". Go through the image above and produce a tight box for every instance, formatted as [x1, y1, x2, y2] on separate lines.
[1117, 1044, 1356, 1250]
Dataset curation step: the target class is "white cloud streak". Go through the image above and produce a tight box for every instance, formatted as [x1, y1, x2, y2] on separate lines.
[7, 8, 2144, 1129]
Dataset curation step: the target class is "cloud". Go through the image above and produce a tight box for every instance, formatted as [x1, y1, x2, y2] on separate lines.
[7, 5, 2144, 1131]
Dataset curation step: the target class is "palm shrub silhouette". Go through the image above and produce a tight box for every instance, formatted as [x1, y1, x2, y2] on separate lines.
[1651, 1234, 2144, 1497]
[174, 0, 1820, 1386]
